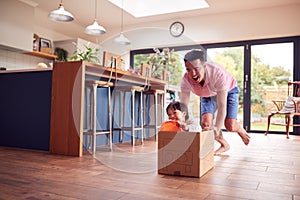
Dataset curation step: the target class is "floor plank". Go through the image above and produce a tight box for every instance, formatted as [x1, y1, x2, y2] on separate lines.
[0, 132, 300, 199]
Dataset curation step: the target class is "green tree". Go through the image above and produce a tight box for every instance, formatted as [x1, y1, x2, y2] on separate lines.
[134, 54, 147, 69]
[213, 48, 291, 118]
[212, 49, 244, 104]
[133, 50, 183, 86]
[168, 52, 183, 86]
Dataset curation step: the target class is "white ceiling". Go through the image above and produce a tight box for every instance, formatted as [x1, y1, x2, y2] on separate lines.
[32, 0, 299, 28]
[25, 0, 300, 49]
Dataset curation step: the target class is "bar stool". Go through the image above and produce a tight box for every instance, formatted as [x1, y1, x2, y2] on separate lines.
[112, 85, 144, 146]
[84, 80, 113, 154]
[143, 87, 165, 139]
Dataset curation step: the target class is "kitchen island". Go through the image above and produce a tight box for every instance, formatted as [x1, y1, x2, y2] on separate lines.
[0, 61, 167, 156]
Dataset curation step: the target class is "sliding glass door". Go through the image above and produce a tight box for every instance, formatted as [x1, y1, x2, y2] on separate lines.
[250, 42, 294, 131]
[204, 38, 297, 134]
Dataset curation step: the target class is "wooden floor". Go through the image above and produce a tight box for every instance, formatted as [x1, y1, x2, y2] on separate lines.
[1, 132, 300, 200]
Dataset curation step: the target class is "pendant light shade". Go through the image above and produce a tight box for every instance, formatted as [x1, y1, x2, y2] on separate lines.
[114, 33, 131, 45]
[114, 0, 130, 45]
[85, 0, 106, 36]
[48, 1, 74, 22]
[85, 20, 106, 35]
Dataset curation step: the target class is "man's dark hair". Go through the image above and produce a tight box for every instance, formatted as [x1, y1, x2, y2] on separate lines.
[184, 50, 205, 63]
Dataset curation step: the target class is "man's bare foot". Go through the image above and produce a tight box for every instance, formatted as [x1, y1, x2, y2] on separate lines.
[237, 131, 251, 145]
[214, 145, 230, 155]
[214, 133, 230, 155]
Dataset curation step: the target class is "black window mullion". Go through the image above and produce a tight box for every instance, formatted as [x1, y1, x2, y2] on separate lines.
[244, 44, 251, 131]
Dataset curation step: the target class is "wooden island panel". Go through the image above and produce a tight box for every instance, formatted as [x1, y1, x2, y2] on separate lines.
[50, 61, 84, 157]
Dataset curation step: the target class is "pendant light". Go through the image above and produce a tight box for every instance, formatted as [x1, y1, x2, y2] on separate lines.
[114, 0, 130, 45]
[85, 0, 106, 36]
[48, 0, 74, 22]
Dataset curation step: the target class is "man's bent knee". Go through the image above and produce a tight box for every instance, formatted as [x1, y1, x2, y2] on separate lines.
[225, 119, 240, 132]
[202, 113, 213, 130]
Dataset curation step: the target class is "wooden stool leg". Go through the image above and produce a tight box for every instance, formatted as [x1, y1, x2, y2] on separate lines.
[108, 87, 113, 151]
[121, 91, 125, 143]
[86, 86, 92, 150]
[144, 93, 149, 138]
[161, 92, 166, 121]
[131, 89, 135, 146]
[154, 92, 158, 139]
[92, 83, 97, 154]
[112, 90, 117, 143]
[140, 91, 144, 144]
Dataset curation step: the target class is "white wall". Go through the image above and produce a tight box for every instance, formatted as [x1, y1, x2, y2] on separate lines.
[182, 4, 300, 43]
[0, 49, 52, 70]
[0, 0, 34, 51]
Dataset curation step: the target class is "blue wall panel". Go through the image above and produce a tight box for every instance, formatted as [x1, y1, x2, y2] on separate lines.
[0, 71, 52, 151]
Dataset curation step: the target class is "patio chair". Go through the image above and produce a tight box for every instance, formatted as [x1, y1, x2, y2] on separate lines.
[265, 81, 300, 139]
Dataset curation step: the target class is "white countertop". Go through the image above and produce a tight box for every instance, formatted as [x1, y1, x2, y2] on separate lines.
[0, 68, 53, 74]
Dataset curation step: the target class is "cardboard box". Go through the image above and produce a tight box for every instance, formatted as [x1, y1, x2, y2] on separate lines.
[157, 131, 214, 178]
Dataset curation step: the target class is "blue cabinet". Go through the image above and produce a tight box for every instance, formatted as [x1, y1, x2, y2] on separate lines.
[0, 70, 52, 151]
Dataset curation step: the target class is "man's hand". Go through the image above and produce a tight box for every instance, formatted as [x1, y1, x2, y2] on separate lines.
[212, 126, 222, 140]
[204, 126, 221, 140]
[177, 120, 189, 131]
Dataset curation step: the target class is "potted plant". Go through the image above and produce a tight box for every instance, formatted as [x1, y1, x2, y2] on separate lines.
[54, 47, 68, 62]
[147, 47, 176, 80]
[70, 44, 100, 64]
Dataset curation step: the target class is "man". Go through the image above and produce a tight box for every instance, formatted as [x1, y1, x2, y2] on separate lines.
[180, 50, 250, 155]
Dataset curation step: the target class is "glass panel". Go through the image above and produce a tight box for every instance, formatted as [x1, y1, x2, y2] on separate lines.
[133, 49, 194, 121]
[250, 43, 294, 131]
[133, 49, 183, 86]
[207, 46, 245, 129]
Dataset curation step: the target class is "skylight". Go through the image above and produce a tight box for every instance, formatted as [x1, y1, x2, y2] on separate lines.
[108, 0, 209, 18]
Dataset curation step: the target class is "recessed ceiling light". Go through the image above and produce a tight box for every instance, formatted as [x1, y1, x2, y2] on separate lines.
[108, 0, 209, 18]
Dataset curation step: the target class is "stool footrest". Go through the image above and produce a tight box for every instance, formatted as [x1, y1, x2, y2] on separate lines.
[144, 89, 165, 94]
[85, 80, 113, 87]
[113, 127, 143, 131]
[114, 86, 144, 92]
[84, 130, 111, 135]
[143, 125, 161, 129]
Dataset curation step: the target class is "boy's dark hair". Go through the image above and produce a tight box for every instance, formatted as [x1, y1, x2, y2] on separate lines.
[184, 50, 205, 63]
[166, 101, 189, 121]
